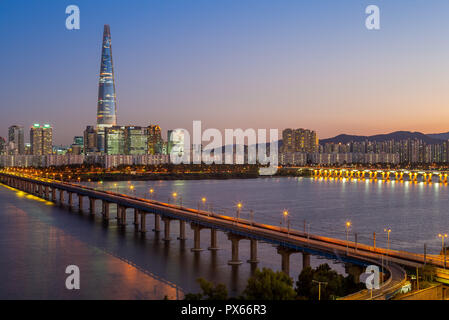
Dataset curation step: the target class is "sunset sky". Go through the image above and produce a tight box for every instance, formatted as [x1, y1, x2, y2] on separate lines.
[2, 0, 449, 144]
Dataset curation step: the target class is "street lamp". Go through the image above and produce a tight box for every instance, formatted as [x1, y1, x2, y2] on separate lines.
[384, 228, 391, 252]
[384, 228, 391, 265]
[439, 233, 448, 268]
[312, 280, 328, 301]
[130, 185, 135, 196]
[149, 188, 154, 199]
[172, 192, 182, 207]
[345, 221, 351, 254]
[282, 210, 289, 233]
[236, 202, 242, 221]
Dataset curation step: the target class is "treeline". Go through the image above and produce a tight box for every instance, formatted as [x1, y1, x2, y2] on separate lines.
[185, 264, 365, 301]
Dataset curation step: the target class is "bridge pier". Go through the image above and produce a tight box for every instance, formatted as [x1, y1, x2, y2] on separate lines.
[68, 192, 73, 208]
[190, 223, 204, 252]
[177, 220, 186, 240]
[162, 217, 172, 241]
[38, 184, 43, 197]
[59, 189, 65, 205]
[117, 206, 127, 225]
[133, 209, 139, 226]
[89, 197, 96, 215]
[228, 234, 245, 265]
[103, 201, 110, 220]
[44, 186, 49, 199]
[140, 212, 147, 233]
[78, 195, 84, 211]
[277, 247, 296, 275]
[302, 252, 311, 269]
[247, 239, 259, 264]
[208, 229, 219, 251]
[51, 188, 56, 202]
[153, 214, 160, 232]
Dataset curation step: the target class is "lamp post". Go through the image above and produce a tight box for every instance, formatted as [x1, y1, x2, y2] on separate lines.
[149, 188, 154, 199]
[384, 228, 391, 265]
[282, 210, 289, 233]
[236, 202, 242, 222]
[439, 233, 448, 268]
[345, 221, 351, 255]
[130, 185, 135, 196]
[172, 192, 182, 207]
[312, 280, 328, 301]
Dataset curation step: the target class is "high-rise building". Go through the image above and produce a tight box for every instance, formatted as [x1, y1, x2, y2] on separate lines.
[96, 25, 117, 152]
[30, 124, 52, 155]
[42, 124, 53, 155]
[282, 128, 318, 153]
[83, 126, 98, 154]
[8, 125, 24, 155]
[105, 126, 125, 155]
[125, 126, 148, 155]
[147, 125, 163, 154]
[0, 137, 6, 155]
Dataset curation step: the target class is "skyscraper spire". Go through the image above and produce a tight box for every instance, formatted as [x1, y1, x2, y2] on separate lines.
[97, 24, 117, 128]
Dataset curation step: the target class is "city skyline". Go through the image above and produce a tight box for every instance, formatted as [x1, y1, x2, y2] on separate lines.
[4, 1, 449, 144]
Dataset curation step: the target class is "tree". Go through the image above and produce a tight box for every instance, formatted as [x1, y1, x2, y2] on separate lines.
[243, 268, 297, 300]
[184, 278, 228, 300]
[296, 263, 365, 300]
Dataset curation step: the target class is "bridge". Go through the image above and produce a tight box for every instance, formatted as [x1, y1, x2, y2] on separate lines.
[1, 171, 448, 300]
[312, 168, 449, 183]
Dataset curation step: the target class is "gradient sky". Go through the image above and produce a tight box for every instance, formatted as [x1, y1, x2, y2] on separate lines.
[2, 0, 449, 145]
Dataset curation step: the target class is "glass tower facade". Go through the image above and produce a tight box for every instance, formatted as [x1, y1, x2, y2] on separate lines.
[97, 25, 117, 152]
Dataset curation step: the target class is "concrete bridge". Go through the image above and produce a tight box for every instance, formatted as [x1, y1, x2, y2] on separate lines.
[1, 171, 448, 299]
[312, 168, 449, 183]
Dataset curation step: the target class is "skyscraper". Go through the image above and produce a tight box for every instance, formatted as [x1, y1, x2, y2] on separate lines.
[96, 25, 117, 152]
[8, 125, 24, 155]
[30, 124, 53, 156]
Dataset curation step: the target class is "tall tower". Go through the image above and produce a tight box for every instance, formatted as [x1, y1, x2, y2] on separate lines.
[96, 25, 117, 152]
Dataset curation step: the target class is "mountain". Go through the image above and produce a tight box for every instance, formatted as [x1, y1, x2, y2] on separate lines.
[319, 131, 445, 145]
[427, 132, 449, 141]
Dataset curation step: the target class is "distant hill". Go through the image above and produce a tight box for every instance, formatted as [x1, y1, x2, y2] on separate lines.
[319, 131, 445, 145]
[427, 132, 449, 141]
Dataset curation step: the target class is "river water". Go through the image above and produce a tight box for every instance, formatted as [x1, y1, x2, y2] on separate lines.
[1, 177, 448, 299]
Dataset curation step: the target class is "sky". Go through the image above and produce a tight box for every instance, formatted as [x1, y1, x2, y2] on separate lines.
[1, 0, 449, 145]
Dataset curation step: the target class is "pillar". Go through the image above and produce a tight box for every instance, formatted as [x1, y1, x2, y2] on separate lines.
[190, 223, 204, 252]
[277, 247, 296, 275]
[163, 217, 171, 241]
[134, 209, 139, 226]
[89, 197, 95, 215]
[177, 220, 186, 240]
[59, 190, 65, 204]
[208, 229, 219, 251]
[247, 239, 259, 263]
[228, 234, 244, 265]
[78, 195, 84, 211]
[153, 214, 160, 232]
[44, 186, 49, 199]
[117, 205, 122, 224]
[103, 201, 110, 220]
[121, 207, 127, 225]
[51, 188, 56, 202]
[302, 252, 311, 269]
[38, 185, 43, 197]
[140, 213, 147, 233]
[68, 192, 73, 208]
